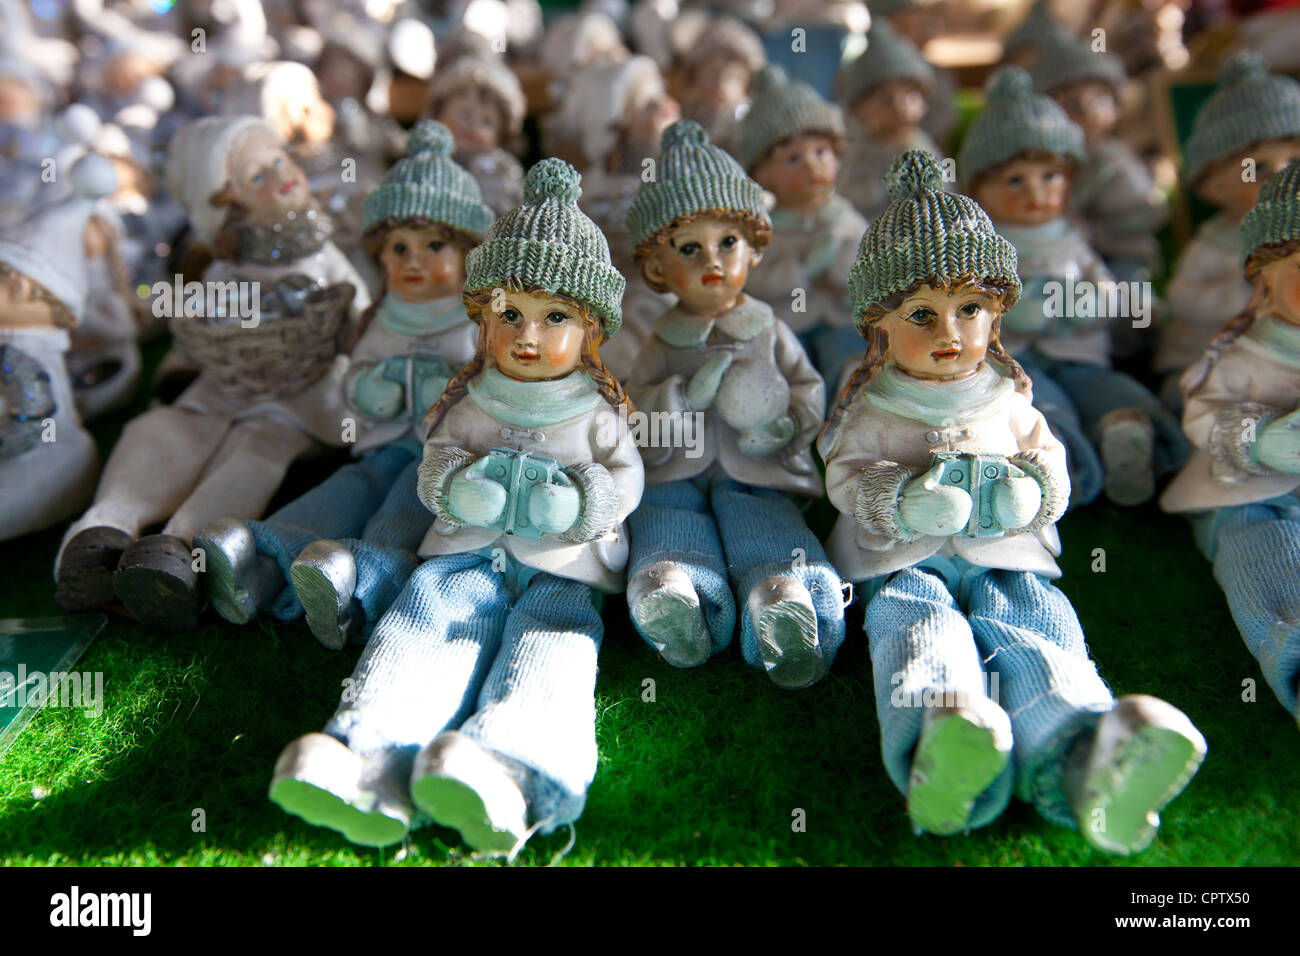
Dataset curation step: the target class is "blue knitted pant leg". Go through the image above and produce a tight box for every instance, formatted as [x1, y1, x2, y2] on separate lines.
[626, 479, 736, 652]
[712, 479, 846, 675]
[863, 566, 1013, 829]
[966, 570, 1113, 828]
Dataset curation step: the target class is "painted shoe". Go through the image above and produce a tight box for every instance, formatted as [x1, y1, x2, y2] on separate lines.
[290, 540, 359, 650]
[749, 575, 825, 690]
[55, 526, 136, 612]
[627, 561, 710, 668]
[1098, 408, 1156, 507]
[194, 518, 280, 625]
[1066, 695, 1207, 855]
[269, 732, 411, 847]
[907, 694, 1013, 836]
[410, 731, 530, 857]
[113, 534, 202, 632]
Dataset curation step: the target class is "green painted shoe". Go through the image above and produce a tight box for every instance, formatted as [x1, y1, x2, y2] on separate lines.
[410, 731, 529, 857]
[907, 695, 1013, 836]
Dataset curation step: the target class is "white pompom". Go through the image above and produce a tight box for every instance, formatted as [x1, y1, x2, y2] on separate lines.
[137, 75, 175, 113]
[55, 103, 102, 146]
[389, 19, 436, 80]
[70, 153, 120, 200]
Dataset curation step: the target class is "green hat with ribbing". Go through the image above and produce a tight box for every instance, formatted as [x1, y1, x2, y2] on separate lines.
[839, 19, 935, 108]
[362, 120, 495, 241]
[1241, 160, 1300, 265]
[1003, 0, 1065, 57]
[1031, 29, 1126, 95]
[737, 64, 845, 172]
[1184, 52, 1300, 184]
[957, 65, 1085, 187]
[625, 119, 769, 246]
[463, 158, 624, 338]
[849, 149, 1020, 328]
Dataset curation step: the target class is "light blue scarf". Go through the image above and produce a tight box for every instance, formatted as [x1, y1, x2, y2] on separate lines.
[467, 367, 604, 427]
[862, 362, 1017, 426]
[378, 293, 470, 338]
[1240, 314, 1300, 370]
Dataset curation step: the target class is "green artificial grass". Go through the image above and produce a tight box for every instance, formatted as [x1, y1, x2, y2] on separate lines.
[1, 346, 1297, 867]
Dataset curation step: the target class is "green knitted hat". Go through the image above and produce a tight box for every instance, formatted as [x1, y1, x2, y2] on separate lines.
[362, 120, 495, 241]
[625, 120, 770, 247]
[1241, 160, 1300, 265]
[848, 149, 1021, 327]
[1184, 52, 1300, 184]
[463, 158, 624, 338]
[1031, 30, 1126, 95]
[839, 19, 935, 109]
[1002, 0, 1064, 56]
[957, 66, 1085, 188]
[737, 65, 846, 172]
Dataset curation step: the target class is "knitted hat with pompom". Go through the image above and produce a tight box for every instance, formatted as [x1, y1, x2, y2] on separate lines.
[1185, 52, 1300, 184]
[1241, 160, 1300, 265]
[625, 119, 769, 247]
[839, 19, 935, 110]
[956, 65, 1085, 188]
[463, 158, 624, 338]
[362, 119, 494, 241]
[737, 65, 845, 172]
[849, 149, 1020, 328]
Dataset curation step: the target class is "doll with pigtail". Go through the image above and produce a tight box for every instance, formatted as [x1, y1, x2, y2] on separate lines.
[1160, 161, 1300, 727]
[821, 149, 1206, 853]
[195, 121, 493, 649]
[269, 159, 644, 856]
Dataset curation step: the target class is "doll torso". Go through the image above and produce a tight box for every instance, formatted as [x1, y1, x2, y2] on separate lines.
[1157, 214, 1254, 374]
[1071, 137, 1169, 267]
[839, 126, 940, 220]
[820, 363, 1066, 582]
[458, 148, 525, 219]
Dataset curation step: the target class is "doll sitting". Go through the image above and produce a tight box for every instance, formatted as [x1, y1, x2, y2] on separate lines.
[269, 160, 643, 854]
[821, 150, 1206, 853]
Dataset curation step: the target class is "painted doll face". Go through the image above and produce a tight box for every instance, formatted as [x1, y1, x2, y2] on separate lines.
[274, 85, 336, 149]
[751, 133, 841, 214]
[852, 80, 927, 142]
[0, 270, 56, 328]
[643, 217, 762, 317]
[102, 52, 162, 99]
[1197, 138, 1300, 222]
[379, 226, 467, 303]
[877, 283, 1001, 380]
[487, 290, 588, 381]
[0, 75, 40, 124]
[435, 86, 503, 154]
[1051, 80, 1118, 145]
[226, 126, 311, 219]
[688, 58, 752, 110]
[1258, 248, 1300, 327]
[972, 156, 1071, 226]
[621, 80, 681, 155]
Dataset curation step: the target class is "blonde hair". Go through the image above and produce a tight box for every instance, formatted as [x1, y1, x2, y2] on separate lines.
[632, 209, 772, 294]
[821, 274, 1027, 444]
[420, 276, 630, 438]
[0, 262, 73, 329]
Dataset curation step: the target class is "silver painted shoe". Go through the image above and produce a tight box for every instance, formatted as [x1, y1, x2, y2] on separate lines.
[410, 731, 530, 857]
[749, 575, 825, 690]
[290, 540, 359, 650]
[907, 694, 1013, 836]
[194, 518, 279, 625]
[1066, 694, 1207, 856]
[627, 561, 711, 668]
[268, 733, 411, 847]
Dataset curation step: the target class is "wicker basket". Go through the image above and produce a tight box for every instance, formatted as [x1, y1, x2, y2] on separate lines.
[169, 279, 354, 403]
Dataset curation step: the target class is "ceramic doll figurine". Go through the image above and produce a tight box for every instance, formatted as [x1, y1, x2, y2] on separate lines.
[1156, 54, 1300, 398]
[960, 66, 1188, 508]
[552, 55, 681, 381]
[999, 0, 1065, 69]
[426, 37, 527, 218]
[835, 18, 940, 222]
[0, 155, 116, 541]
[269, 159, 644, 853]
[196, 121, 494, 647]
[54, 116, 359, 632]
[674, 15, 766, 157]
[821, 149, 1206, 852]
[870, 0, 958, 153]
[0, 52, 62, 223]
[1160, 161, 1300, 727]
[621, 119, 845, 689]
[1032, 31, 1170, 286]
[739, 65, 868, 390]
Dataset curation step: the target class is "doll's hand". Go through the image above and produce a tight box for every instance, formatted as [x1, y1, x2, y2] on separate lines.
[446, 458, 507, 527]
[737, 414, 797, 457]
[413, 371, 452, 420]
[990, 475, 1043, 531]
[685, 351, 734, 411]
[353, 364, 403, 420]
[898, 470, 973, 537]
[1254, 409, 1300, 474]
[528, 480, 582, 535]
